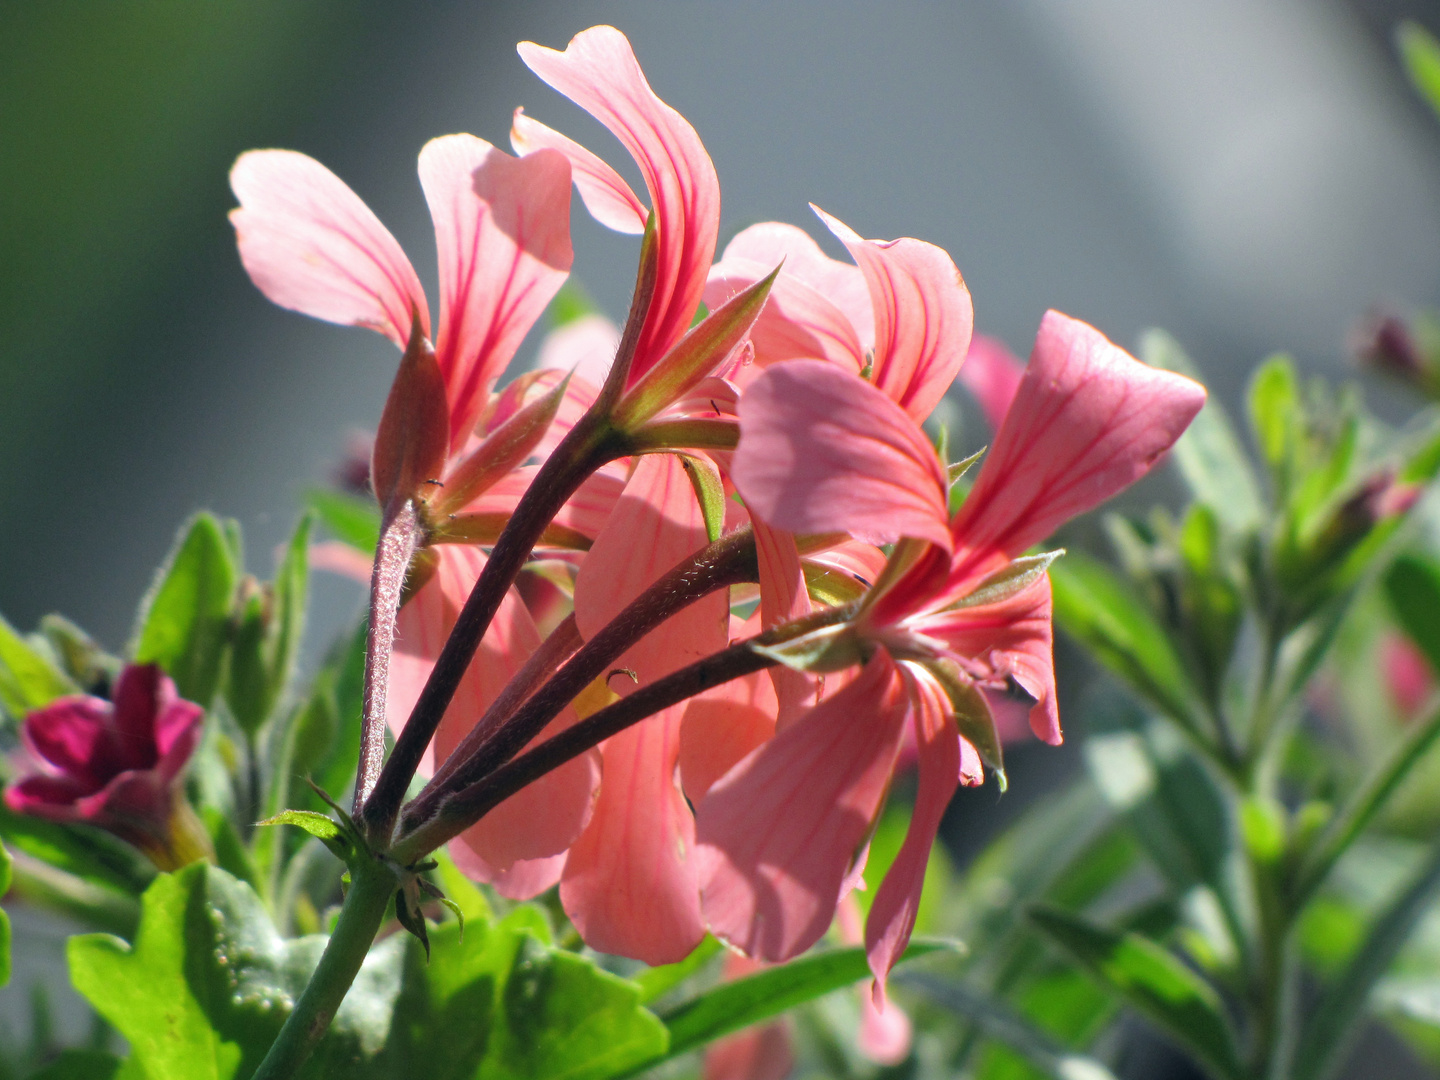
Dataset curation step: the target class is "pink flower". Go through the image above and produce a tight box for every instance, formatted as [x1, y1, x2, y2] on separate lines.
[5, 665, 208, 870]
[513, 25, 721, 386]
[1382, 633, 1436, 721]
[958, 334, 1026, 432]
[699, 310, 1205, 990]
[230, 132, 610, 894]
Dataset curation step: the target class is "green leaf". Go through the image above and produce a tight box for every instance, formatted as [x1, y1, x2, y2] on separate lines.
[68, 867, 244, 1080]
[226, 514, 312, 736]
[1385, 554, 1440, 674]
[904, 973, 1120, 1080]
[1141, 329, 1263, 530]
[1028, 905, 1243, 1080]
[256, 810, 349, 859]
[1294, 841, 1440, 1080]
[39, 613, 121, 694]
[548, 280, 599, 327]
[632, 935, 724, 1005]
[69, 864, 406, 1080]
[306, 488, 380, 554]
[1248, 355, 1301, 492]
[130, 513, 239, 706]
[384, 907, 667, 1080]
[655, 938, 957, 1064]
[0, 801, 154, 896]
[1050, 553, 1205, 732]
[1398, 21, 1440, 121]
[0, 613, 78, 721]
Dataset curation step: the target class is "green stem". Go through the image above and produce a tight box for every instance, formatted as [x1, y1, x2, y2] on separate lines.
[251, 855, 397, 1080]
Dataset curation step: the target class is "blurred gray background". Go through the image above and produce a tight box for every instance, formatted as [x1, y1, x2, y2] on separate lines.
[3, 0, 1439, 647]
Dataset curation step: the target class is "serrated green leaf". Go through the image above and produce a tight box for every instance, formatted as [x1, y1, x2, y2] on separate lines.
[70, 864, 406, 1080]
[384, 906, 667, 1080]
[305, 488, 380, 554]
[1050, 553, 1205, 733]
[130, 513, 238, 706]
[1028, 906, 1243, 1080]
[654, 938, 957, 1064]
[0, 613, 78, 722]
[1142, 329, 1262, 530]
[1398, 21, 1440, 121]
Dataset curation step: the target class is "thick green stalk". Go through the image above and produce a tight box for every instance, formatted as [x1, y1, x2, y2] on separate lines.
[250, 855, 397, 1080]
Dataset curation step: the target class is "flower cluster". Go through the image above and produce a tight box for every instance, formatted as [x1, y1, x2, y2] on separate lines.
[226, 21, 1203, 997]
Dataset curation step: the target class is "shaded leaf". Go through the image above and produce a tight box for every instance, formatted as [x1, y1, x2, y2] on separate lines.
[1385, 554, 1440, 675]
[307, 488, 380, 554]
[1398, 20, 1440, 121]
[632, 935, 724, 1006]
[1028, 905, 1243, 1080]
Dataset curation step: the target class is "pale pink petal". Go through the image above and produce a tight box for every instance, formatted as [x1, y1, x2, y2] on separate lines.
[512, 109, 647, 235]
[717, 222, 873, 344]
[1384, 633, 1437, 719]
[815, 207, 973, 424]
[461, 465, 625, 540]
[865, 666, 959, 988]
[733, 361, 951, 550]
[230, 150, 426, 346]
[959, 334, 1025, 432]
[534, 313, 622, 389]
[418, 135, 573, 448]
[696, 653, 909, 961]
[919, 574, 1060, 744]
[804, 539, 889, 591]
[308, 541, 373, 584]
[950, 312, 1206, 581]
[859, 994, 914, 1066]
[519, 26, 720, 377]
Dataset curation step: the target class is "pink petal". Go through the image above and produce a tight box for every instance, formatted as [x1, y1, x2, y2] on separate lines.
[715, 222, 874, 345]
[705, 257, 864, 378]
[959, 334, 1025, 432]
[950, 312, 1206, 580]
[696, 653, 909, 961]
[229, 149, 427, 346]
[534, 313, 622, 390]
[519, 26, 720, 378]
[563, 453, 729, 962]
[704, 1022, 794, 1080]
[865, 666, 959, 988]
[815, 207, 973, 424]
[679, 671, 778, 803]
[561, 708, 706, 963]
[446, 841, 566, 901]
[512, 109, 647, 235]
[733, 361, 951, 550]
[859, 992, 914, 1066]
[5, 774, 93, 816]
[308, 541, 374, 584]
[920, 574, 1060, 744]
[418, 135, 573, 449]
[754, 517, 817, 727]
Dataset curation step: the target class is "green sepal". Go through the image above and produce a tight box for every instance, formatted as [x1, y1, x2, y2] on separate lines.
[948, 446, 985, 485]
[750, 623, 865, 673]
[677, 452, 726, 543]
[256, 809, 352, 861]
[924, 659, 1006, 790]
[948, 549, 1063, 611]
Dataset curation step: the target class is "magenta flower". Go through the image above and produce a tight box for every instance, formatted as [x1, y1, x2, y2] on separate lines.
[5, 664, 209, 870]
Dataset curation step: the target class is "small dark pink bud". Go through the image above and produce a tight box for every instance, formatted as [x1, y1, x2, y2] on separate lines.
[1352, 308, 1432, 392]
[5, 664, 210, 870]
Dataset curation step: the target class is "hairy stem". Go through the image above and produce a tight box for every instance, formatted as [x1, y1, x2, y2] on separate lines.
[401, 527, 760, 832]
[354, 500, 420, 816]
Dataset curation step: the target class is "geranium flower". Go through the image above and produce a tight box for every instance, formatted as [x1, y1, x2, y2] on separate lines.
[697, 310, 1206, 991]
[5, 664, 209, 870]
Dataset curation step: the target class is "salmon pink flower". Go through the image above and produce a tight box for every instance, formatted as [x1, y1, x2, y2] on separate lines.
[699, 310, 1205, 990]
[958, 334, 1026, 432]
[5, 664, 210, 870]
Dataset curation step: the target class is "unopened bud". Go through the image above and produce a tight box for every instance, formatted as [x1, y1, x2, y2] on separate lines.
[1351, 308, 1435, 395]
